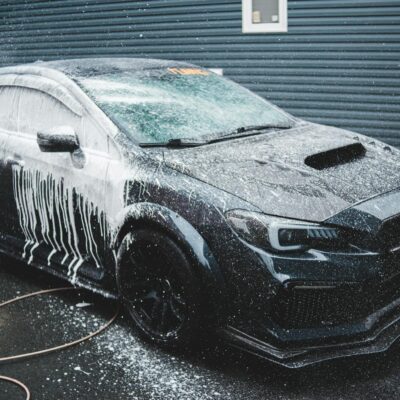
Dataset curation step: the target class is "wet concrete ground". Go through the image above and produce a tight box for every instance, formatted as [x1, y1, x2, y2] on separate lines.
[1, 257, 400, 400]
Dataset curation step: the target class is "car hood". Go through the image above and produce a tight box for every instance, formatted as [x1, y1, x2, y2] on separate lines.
[160, 122, 400, 222]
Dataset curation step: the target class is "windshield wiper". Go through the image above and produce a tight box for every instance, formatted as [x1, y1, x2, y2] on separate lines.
[205, 124, 293, 144]
[140, 124, 293, 148]
[139, 138, 206, 148]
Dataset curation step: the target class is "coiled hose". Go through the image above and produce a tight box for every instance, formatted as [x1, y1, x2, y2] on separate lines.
[0, 287, 120, 400]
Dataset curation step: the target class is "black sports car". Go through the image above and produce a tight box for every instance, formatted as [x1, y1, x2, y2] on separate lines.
[1, 58, 400, 368]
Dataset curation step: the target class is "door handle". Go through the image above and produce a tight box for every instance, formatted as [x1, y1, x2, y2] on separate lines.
[5, 157, 25, 168]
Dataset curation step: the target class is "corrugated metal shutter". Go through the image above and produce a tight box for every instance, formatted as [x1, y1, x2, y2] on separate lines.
[0, 0, 399, 145]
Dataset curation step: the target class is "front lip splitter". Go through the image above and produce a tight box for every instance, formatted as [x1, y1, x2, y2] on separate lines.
[219, 295, 400, 368]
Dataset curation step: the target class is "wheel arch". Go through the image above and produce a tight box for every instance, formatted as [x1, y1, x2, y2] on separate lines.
[113, 202, 227, 322]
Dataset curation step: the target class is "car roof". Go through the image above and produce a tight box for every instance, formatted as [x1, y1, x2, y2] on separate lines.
[0, 57, 196, 80]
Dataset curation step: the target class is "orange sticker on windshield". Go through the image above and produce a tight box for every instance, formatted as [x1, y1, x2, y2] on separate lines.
[168, 68, 210, 76]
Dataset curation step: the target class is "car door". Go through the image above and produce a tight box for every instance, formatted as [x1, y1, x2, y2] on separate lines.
[0, 85, 21, 246]
[5, 82, 111, 283]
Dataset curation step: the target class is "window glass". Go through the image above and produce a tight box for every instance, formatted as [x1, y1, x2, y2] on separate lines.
[17, 87, 81, 136]
[0, 86, 20, 132]
[16, 87, 109, 153]
[252, 0, 280, 24]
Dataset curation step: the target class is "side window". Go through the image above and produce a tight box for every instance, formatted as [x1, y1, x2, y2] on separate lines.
[17, 87, 81, 136]
[0, 86, 20, 132]
[16, 86, 112, 155]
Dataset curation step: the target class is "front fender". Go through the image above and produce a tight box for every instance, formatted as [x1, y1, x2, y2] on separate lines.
[113, 202, 227, 319]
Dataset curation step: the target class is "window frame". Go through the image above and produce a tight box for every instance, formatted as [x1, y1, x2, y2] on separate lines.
[242, 0, 288, 34]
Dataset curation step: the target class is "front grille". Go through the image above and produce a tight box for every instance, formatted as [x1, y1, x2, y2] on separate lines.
[274, 276, 400, 329]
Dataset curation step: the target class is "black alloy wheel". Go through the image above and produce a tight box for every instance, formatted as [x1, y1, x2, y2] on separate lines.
[117, 228, 204, 347]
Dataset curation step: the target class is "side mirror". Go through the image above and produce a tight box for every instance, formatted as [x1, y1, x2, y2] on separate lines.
[37, 126, 80, 153]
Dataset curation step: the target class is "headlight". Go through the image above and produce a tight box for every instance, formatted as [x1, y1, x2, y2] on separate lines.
[225, 210, 347, 252]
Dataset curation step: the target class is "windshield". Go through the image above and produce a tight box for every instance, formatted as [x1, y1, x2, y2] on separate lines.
[78, 67, 294, 144]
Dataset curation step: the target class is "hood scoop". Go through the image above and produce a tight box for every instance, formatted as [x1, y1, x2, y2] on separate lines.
[304, 142, 366, 170]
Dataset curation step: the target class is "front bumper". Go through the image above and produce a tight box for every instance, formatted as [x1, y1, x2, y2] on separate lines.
[215, 234, 400, 367]
[212, 190, 400, 368]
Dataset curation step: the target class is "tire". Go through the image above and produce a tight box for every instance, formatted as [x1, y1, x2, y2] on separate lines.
[116, 228, 205, 349]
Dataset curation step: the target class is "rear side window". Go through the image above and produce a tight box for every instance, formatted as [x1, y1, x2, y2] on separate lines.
[17, 87, 81, 136]
[0, 86, 20, 132]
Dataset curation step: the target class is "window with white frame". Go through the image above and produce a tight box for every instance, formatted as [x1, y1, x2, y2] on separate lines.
[242, 0, 288, 33]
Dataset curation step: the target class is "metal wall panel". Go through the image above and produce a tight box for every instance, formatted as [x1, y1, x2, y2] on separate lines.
[0, 0, 399, 145]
